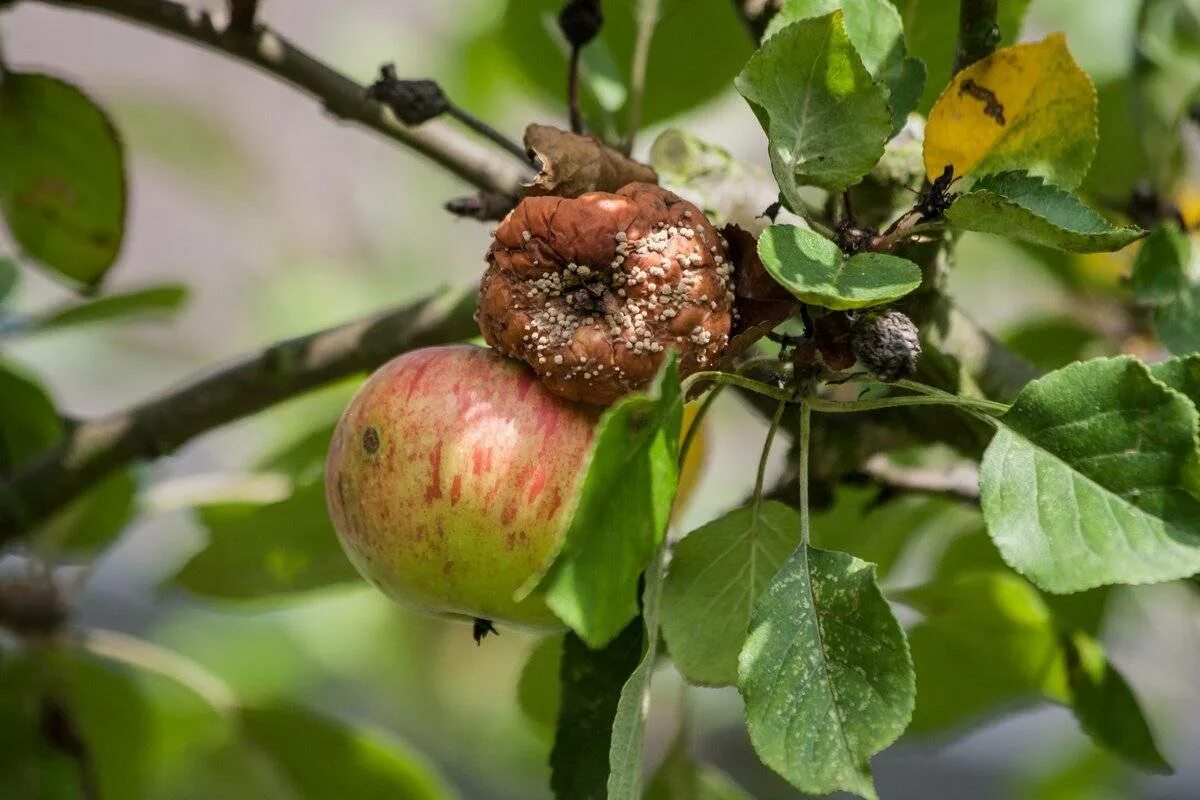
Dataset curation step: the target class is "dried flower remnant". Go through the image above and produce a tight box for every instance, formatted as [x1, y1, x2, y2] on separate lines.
[479, 183, 733, 405]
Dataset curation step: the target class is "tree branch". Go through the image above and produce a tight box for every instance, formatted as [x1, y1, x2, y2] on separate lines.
[0, 288, 480, 540]
[954, 0, 1000, 73]
[20, 0, 533, 196]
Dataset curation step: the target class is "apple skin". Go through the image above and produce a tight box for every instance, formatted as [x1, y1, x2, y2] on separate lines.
[325, 344, 599, 630]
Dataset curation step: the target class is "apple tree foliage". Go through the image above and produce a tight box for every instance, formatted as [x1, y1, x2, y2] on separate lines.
[3, 0, 1200, 798]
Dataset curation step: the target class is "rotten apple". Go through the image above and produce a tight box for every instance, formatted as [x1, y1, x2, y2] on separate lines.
[325, 344, 598, 630]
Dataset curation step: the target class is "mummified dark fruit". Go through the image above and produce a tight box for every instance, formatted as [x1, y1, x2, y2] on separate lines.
[478, 183, 733, 405]
[851, 310, 922, 382]
[558, 0, 603, 47]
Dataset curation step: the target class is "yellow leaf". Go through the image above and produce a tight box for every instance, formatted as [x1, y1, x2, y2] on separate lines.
[924, 34, 1097, 190]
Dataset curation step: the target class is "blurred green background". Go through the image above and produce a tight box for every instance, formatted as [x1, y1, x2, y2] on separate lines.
[2, 0, 1200, 798]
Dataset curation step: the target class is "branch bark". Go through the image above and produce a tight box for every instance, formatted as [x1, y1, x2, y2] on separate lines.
[0, 288, 480, 540]
[21, 0, 533, 196]
[954, 0, 1000, 73]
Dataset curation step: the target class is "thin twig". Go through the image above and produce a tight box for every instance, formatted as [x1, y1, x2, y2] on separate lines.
[954, 0, 1000, 73]
[567, 46, 584, 133]
[623, 0, 661, 154]
[0, 288, 480, 540]
[23, 0, 532, 196]
[444, 102, 528, 163]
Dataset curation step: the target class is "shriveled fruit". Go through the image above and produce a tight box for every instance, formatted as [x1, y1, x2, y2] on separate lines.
[479, 182, 733, 406]
[325, 344, 599, 630]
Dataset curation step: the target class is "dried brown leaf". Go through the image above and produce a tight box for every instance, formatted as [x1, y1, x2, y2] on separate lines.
[523, 124, 658, 199]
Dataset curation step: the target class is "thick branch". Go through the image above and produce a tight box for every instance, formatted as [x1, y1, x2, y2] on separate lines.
[21, 0, 532, 196]
[0, 288, 480, 540]
[954, 0, 1000, 73]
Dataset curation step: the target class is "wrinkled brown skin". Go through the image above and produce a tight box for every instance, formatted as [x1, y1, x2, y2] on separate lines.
[325, 345, 599, 629]
[479, 183, 734, 405]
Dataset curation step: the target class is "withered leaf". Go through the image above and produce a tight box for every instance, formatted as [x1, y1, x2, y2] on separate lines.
[523, 124, 658, 198]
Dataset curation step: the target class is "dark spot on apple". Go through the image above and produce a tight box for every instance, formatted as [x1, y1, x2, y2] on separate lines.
[362, 426, 380, 454]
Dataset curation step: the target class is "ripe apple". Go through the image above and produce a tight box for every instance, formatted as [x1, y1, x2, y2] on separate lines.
[325, 344, 599, 630]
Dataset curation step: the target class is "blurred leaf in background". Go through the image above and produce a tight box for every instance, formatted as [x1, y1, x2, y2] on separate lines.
[0, 73, 125, 288]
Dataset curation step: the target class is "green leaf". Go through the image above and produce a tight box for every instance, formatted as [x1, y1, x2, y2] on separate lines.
[764, 0, 924, 133]
[27, 284, 187, 334]
[0, 644, 232, 800]
[1128, 224, 1200, 354]
[900, 571, 1165, 770]
[172, 424, 356, 600]
[757, 223, 921, 310]
[660, 501, 801, 686]
[0, 256, 17, 304]
[517, 635, 563, 732]
[0, 73, 126, 287]
[980, 356, 1200, 593]
[946, 172, 1143, 253]
[34, 469, 137, 555]
[531, 355, 682, 649]
[550, 622, 644, 800]
[607, 553, 666, 800]
[175, 480, 355, 600]
[811, 485, 985, 579]
[1003, 316, 1101, 372]
[736, 11, 893, 202]
[1064, 633, 1171, 774]
[644, 731, 752, 800]
[0, 360, 63, 472]
[1149, 354, 1200, 405]
[737, 546, 915, 800]
[239, 702, 454, 799]
[899, 570, 1070, 734]
[1154, 285, 1200, 355]
[1131, 222, 1189, 307]
[493, 0, 752, 136]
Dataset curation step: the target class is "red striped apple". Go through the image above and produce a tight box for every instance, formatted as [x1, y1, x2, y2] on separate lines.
[325, 344, 599, 630]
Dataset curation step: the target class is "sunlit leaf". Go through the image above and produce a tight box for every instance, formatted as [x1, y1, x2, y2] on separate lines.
[757, 223, 921, 310]
[980, 357, 1200, 592]
[736, 11, 893, 202]
[765, 0, 923, 131]
[924, 35, 1097, 190]
[945, 172, 1143, 253]
[530, 355, 681, 649]
[738, 545, 914, 800]
[0, 72, 125, 287]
